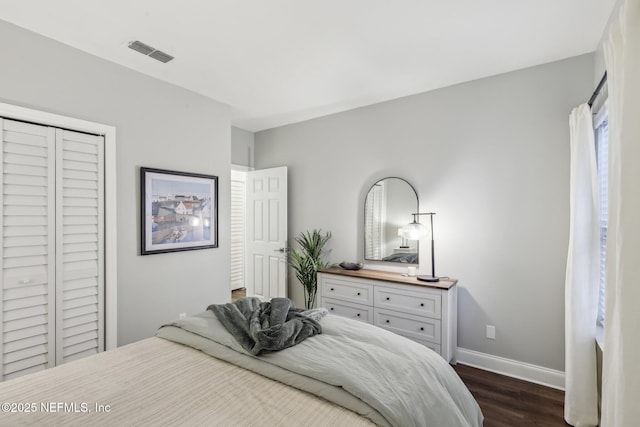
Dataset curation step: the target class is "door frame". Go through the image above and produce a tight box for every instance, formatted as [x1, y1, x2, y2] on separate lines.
[0, 101, 118, 350]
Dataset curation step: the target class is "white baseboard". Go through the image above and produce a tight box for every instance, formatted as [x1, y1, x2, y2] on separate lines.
[456, 347, 565, 391]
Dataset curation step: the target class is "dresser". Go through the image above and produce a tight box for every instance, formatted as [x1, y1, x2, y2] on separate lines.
[318, 267, 457, 363]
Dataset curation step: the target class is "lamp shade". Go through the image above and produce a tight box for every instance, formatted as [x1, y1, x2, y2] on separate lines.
[400, 221, 428, 240]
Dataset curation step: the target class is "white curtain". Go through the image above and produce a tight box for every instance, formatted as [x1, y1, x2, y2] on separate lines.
[601, 0, 640, 426]
[565, 104, 600, 427]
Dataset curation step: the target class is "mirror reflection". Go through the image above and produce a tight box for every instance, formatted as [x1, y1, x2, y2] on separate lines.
[364, 178, 418, 264]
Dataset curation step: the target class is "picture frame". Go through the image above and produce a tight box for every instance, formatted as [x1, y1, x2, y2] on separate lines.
[141, 167, 218, 255]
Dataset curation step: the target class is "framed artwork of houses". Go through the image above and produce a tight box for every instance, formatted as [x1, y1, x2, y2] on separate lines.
[140, 167, 218, 255]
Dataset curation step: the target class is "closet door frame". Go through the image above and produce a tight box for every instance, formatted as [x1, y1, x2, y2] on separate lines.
[0, 102, 117, 350]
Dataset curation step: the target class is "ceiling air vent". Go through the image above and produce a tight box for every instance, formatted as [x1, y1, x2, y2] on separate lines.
[148, 50, 174, 63]
[128, 40, 174, 63]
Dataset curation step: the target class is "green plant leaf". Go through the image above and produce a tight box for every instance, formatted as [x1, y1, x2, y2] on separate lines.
[287, 229, 331, 309]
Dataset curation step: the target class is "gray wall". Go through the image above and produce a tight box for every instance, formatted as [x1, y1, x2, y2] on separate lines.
[0, 20, 232, 346]
[256, 54, 595, 371]
[231, 126, 255, 168]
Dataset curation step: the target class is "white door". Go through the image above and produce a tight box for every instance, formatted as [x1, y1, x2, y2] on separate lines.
[245, 167, 287, 299]
[0, 118, 105, 380]
[55, 128, 104, 365]
[0, 118, 56, 380]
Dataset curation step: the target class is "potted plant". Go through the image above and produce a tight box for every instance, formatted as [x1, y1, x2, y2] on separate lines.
[288, 229, 331, 309]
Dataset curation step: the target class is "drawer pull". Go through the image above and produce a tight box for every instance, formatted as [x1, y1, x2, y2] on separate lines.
[330, 307, 334, 311]
[19, 278, 33, 285]
[420, 303, 424, 307]
[357, 292, 361, 296]
[420, 327, 424, 331]
[386, 297, 390, 301]
[386, 320, 390, 323]
[330, 288, 334, 291]
[356, 313, 361, 317]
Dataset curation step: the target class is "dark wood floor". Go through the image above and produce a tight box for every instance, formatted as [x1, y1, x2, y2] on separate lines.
[454, 364, 566, 427]
[232, 289, 566, 426]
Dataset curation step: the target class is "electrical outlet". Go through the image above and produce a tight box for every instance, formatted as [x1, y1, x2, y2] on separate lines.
[486, 325, 496, 340]
[179, 312, 187, 320]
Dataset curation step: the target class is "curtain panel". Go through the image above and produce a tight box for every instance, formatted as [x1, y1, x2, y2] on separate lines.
[564, 104, 600, 427]
[601, 0, 640, 426]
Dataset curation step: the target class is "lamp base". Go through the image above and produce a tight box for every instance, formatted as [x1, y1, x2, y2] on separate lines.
[417, 275, 440, 283]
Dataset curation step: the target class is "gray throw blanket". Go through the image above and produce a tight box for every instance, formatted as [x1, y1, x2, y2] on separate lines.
[207, 297, 325, 355]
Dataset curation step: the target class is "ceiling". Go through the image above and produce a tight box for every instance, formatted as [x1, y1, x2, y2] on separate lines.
[0, 1, 617, 132]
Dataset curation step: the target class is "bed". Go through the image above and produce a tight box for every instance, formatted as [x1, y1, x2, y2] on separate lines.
[0, 303, 483, 426]
[381, 252, 419, 264]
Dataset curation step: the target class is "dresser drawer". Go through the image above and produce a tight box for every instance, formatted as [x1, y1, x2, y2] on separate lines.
[407, 337, 441, 355]
[320, 277, 373, 305]
[374, 308, 441, 344]
[322, 298, 372, 323]
[374, 285, 441, 319]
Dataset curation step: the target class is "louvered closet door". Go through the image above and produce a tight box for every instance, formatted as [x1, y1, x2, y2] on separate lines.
[230, 170, 246, 290]
[55, 129, 104, 365]
[0, 118, 56, 381]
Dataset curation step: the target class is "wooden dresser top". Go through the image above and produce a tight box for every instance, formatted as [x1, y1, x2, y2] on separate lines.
[319, 267, 457, 290]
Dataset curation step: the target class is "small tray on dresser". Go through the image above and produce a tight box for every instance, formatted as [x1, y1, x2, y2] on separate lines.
[338, 262, 363, 271]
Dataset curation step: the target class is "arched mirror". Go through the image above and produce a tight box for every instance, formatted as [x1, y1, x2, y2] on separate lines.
[364, 178, 418, 264]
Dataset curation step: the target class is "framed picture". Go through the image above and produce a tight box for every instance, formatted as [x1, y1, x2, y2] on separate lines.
[141, 167, 218, 255]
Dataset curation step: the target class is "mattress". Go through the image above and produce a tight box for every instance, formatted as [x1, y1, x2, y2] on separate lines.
[0, 337, 373, 426]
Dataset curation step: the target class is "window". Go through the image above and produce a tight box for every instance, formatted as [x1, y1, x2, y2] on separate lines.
[594, 105, 608, 326]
